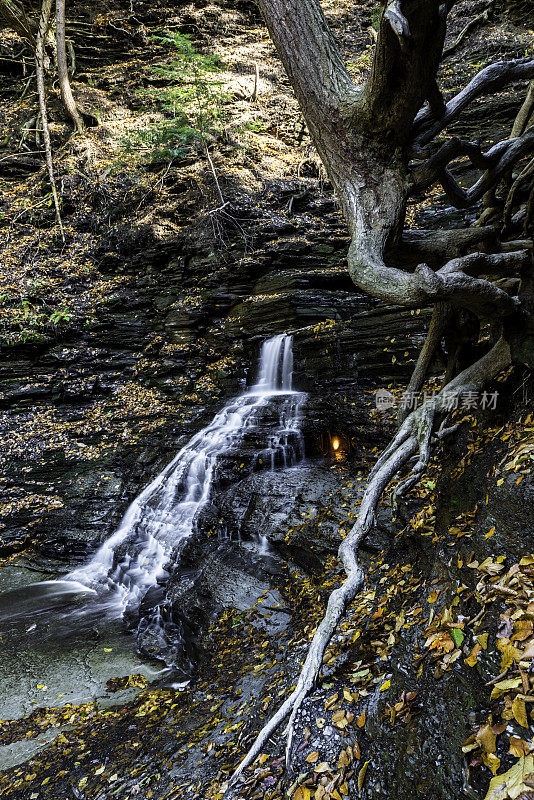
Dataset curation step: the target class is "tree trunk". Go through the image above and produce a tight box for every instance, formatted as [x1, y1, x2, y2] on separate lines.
[55, 0, 84, 132]
[224, 2, 534, 793]
[35, 0, 64, 240]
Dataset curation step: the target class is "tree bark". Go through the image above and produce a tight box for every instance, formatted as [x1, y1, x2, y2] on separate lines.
[221, 3, 534, 793]
[35, 0, 64, 240]
[55, 0, 83, 132]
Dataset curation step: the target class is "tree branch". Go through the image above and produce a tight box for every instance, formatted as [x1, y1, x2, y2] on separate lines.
[348, 228, 520, 318]
[410, 128, 534, 208]
[412, 57, 534, 146]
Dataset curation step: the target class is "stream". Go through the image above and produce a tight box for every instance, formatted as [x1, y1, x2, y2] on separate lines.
[0, 334, 305, 768]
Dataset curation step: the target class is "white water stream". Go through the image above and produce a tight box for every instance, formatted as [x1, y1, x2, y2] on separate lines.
[62, 334, 305, 616]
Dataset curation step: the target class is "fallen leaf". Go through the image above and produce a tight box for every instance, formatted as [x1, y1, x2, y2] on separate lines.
[465, 643, 482, 667]
[509, 737, 530, 757]
[512, 697, 529, 728]
[358, 761, 369, 791]
[484, 754, 534, 800]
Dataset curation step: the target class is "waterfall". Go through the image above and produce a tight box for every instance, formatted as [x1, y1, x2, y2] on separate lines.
[65, 334, 305, 619]
[253, 333, 294, 392]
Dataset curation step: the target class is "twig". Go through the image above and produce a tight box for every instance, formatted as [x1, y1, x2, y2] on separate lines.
[204, 145, 224, 206]
[251, 61, 259, 102]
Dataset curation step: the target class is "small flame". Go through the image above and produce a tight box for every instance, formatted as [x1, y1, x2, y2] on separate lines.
[332, 437, 340, 451]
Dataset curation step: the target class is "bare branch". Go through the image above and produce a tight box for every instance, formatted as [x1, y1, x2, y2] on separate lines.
[413, 57, 534, 146]
[410, 128, 534, 208]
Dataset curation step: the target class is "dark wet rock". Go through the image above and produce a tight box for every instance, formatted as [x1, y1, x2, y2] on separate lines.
[211, 465, 343, 565]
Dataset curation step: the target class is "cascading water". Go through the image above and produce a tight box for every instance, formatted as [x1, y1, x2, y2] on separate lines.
[0, 335, 305, 723]
[64, 334, 305, 629]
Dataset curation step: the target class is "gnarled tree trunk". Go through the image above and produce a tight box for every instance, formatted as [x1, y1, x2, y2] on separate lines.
[223, 0, 534, 794]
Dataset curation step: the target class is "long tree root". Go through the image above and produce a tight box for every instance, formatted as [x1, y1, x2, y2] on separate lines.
[224, 337, 511, 796]
[397, 301, 451, 425]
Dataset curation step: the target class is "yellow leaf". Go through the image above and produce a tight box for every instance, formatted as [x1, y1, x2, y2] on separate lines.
[484, 755, 534, 800]
[490, 677, 522, 699]
[305, 751, 319, 763]
[498, 643, 523, 671]
[356, 711, 366, 728]
[485, 527, 496, 539]
[379, 679, 391, 692]
[358, 761, 369, 791]
[509, 737, 530, 757]
[325, 693, 338, 709]
[476, 722, 497, 754]
[512, 697, 529, 728]
[477, 633, 489, 650]
[465, 643, 482, 667]
[482, 752, 501, 775]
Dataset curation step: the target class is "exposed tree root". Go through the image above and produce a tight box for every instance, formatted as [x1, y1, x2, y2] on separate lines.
[224, 338, 511, 796]
[348, 234, 525, 318]
[412, 57, 534, 146]
[397, 301, 450, 425]
[220, 3, 531, 794]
